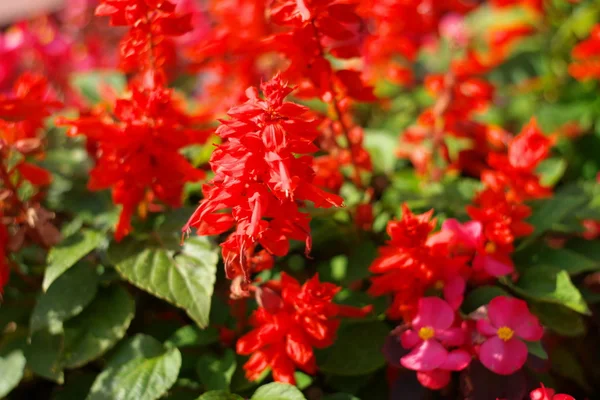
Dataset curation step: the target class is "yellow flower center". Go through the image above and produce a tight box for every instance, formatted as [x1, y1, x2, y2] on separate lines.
[418, 326, 435, 340]
[434, 280, 444, 290]
[485, 241, 497, 254]
[497, 326, 514, 341]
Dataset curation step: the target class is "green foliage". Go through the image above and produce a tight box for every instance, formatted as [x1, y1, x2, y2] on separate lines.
[108, 236, 218, 328]
[318, 321, 388, 376]
[251, 383, 307, 400]
[88, 334, 182, 400]
[0, 350, 26, 397]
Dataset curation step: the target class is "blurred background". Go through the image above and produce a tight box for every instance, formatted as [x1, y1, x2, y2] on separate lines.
[0, 0, 64, 25]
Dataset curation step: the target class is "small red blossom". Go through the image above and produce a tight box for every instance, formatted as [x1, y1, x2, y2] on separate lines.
[530, 384, 575, 400]
[476, 296, 543, 375]
[484, 119, 553, 201]
[569, 24, 600, 81]
[236, 273, 371, 384]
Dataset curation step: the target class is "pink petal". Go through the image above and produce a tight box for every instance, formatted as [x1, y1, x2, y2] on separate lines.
[480, 254, 514, 277]
[442, 219, 483, 249]
[509, 306, 544, 341]
[443, 276, 466, 310]
[416, 369, 451, 390]
[487, 296, 518, 329]
[553, 395, 575, 400]
[400, 340, 448, 372]
[440, 349, 471, 371]
[400, 329, 422, 349]
[413, 297, 454, 330]
[435, 327, 466, 347]
[476, 319, 498, 337]
[479, 336, 528, 375]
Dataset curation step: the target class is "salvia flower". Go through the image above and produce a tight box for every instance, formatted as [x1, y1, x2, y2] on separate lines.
[530, 384, 575, 400]
[476, 296, 543, 375]
[236, 273, 370, 384]
[400, 297, 471, 390]
[184, 75, 343, 286]
[569, 24, 600, 81]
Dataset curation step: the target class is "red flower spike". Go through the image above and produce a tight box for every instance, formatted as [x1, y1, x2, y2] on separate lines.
[530, 384, 575, 400]
[570, 24, 600, 81]
[184, 75, 343, 284]
[59, 85, 208, 240]
[236, 273, 371, 384]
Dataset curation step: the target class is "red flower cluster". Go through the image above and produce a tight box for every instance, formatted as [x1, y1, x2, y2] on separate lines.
[184, 76, 343, 288]
[569, 24, 600, 81]
[359, 0, 476, 85]
[95, 0, 193, 84]
[0, 73, 62, 294]
[530, 384, 575, 400]
[368, 204, 469, 320]
[236, 273, 370, 384]
[59, 86, 208, 240]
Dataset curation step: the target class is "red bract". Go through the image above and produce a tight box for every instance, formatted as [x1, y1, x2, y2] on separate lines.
[569, 24, 600, 81]
[476, 296, 543, 375]
[399, 297, 470, 390]
[236, 273, 370, 384]
[95, 0, 193, 83]
[484, 119, 553, 202]
[369, 204, 468, 320]
[59, 85, 208, 240]
[184, 76, 343, 286]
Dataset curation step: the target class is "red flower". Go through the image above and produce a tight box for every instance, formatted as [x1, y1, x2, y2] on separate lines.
[95, 0, 193, 83]
[476, 296, 543, 375]
[484, 119, 553, 201]
[236, 273, 371, 384]
[569, 24, 600, 81]
[530, 384, 575, 400]
[184, 75, 343, 284]
[59, 84, 208, 240]
[369, 204, 468, 319]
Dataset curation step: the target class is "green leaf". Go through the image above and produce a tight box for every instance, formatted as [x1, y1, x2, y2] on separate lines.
[196, 350, 236, 391]
[196, 392, 243, 400]
[31, 262, 99, 334]
[536, 158, 567, 187]
[71, 71, 126, 105]
[364, 130, 398, 173]
[167, 326, 220, 348]
[251, 383, 306, 400]
[462, 286, 510, 314]
[530, 302, 586, 337]
[294, 372, 313, 391]
[62, 285, 135, 368]
[108, 236, 218, 328]
[525, 341, 548, 360]
[52, 373, 96, 400]
[26, 329, 65, 383]
[318, 321, 388, 376]
[513, 267, 591, 314]
[322, 395, 360, 400]
[88, 334, 182, 400]
[514, 243, 600, 275]
[44, 229, 104, 291]
[0, 350, 26, 397]
[551, 345, 592, 391]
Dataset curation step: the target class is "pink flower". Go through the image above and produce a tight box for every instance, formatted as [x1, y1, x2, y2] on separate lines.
[530, 383, 575, 400]
[442, 219, 514, 278]
[476, 296, 543, 375]
[400, 297, 471, 389]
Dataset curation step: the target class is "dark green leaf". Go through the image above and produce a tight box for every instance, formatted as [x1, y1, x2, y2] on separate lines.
[108, 236, 218, 328]
[530, 302, 586, 337]
[525, 341, 548, 360]
[513, 267, 590, 314]
[31, 262, 99, 333]
[62, 285, 135, 368]
[251, 383, 306, 400]
[196, 392, 243, 400]
[26, 329, 64, 383]
[44, 230, 104, 291]
[196, 350, 236, 391]
[167, 326, 220, 348]
[462, 286, 510, 314]
[318, 321, 388, 376]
